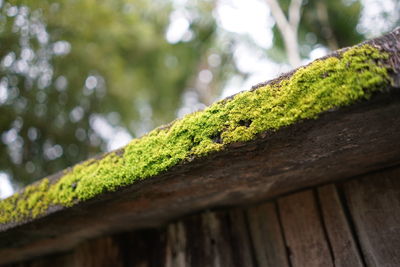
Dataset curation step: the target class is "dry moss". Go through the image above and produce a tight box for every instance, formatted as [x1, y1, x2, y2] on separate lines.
[0, 44, 392, 224]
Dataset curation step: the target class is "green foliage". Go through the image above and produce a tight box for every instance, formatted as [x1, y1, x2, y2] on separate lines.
[0, 44, 391, 224]
[0, 0, 231, 186]
[301, 0, 363, 48]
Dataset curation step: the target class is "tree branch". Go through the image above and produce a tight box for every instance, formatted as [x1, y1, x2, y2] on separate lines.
[316, 1, 338, 50]
[289, 0, 302, 31]
[266, 0, 302, 67]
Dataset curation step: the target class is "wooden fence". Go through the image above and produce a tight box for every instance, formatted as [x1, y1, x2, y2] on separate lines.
[9, 165, 400, 267]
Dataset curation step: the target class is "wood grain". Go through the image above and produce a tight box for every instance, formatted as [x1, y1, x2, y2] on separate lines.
[246, 202, 289, 267]
[344, 166, 400, 267]
[317, 184, 364, 267]
[166, 221, 187, 267]
[166, 209, 255, 267]
[278, 190, 334, 267]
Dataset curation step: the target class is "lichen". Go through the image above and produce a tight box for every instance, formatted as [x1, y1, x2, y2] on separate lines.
[0, 44, 392, 224]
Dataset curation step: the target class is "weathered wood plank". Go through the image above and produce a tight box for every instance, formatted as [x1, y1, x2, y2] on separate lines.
[343, 166, 400, 267]
[166, 209, 255, 267]
[246, 202, 289, 267]
[278, 190, 333, 267]
[317, 184, 364, 267]
[223, 209, 255, 266]
[166, 221, 187, 267]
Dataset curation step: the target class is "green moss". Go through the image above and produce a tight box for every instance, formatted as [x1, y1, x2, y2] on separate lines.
[0, 44, 392, 224]
[0, 178, 50, 222]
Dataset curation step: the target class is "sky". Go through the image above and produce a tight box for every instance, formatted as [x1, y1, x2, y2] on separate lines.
[0, 0, 398, 199]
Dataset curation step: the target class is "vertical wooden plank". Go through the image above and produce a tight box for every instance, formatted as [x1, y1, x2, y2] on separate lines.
[225, 209, 255, 267]
[344, 167, 400, 267]
[184, 210, 255, 267]
[246, 202, 289, 267]
[317, 184, 364, 267]
[182, 214, 209, 267]
[196, 211, 237, 267]
[278, 190, 334, 267]
[165, 222, 187, 267]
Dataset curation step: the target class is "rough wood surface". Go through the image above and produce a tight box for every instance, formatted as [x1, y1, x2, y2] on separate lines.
[317, 185, 364, 267]
[278, 190, 334, 267]
[246, 202, 289, 267]
[166, 209, 255, 267]
[344, 166, 400, 267]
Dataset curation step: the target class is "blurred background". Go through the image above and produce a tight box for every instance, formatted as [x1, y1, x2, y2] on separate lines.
[0, 0, 399, 197]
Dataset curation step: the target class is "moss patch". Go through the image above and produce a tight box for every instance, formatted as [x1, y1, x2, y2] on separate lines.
[0, 44, 392, 224]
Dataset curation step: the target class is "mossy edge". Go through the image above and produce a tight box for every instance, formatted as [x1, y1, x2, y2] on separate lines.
[0, 44, 392, 224]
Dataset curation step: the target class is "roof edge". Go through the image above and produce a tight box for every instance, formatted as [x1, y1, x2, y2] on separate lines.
[1, 28, 399, 226]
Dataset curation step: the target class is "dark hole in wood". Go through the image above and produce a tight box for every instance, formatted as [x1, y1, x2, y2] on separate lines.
[210, 131, 223, 144]
[188, 135, 201, 151]
[238, 119, 252, 128]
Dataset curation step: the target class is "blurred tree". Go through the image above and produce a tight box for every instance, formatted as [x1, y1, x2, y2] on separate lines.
[266, 0, 364, 67]
[0, 0, 236, 186]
